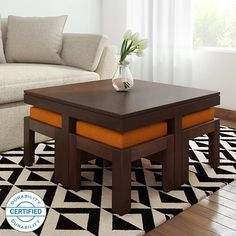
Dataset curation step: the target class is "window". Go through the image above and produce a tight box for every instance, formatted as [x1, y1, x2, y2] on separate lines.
[193, 0, 236, 48]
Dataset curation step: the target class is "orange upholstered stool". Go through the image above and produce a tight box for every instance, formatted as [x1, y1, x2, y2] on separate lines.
[29, 106, 174, 207]
[181, 108, 219, 183]
[28, 107, 111, 189]
[69, 119, 174, 215]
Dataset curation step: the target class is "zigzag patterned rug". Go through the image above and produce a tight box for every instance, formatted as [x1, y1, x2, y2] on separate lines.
[0, 126, 236, 235]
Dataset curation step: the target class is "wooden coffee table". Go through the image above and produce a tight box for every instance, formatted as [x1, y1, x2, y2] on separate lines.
[24, 80, 220, 189]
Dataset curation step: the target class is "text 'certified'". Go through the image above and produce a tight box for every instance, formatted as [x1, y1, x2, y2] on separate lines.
[5, 191, 46, 232]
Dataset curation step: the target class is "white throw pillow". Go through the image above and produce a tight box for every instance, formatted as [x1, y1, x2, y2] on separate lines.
[5, 15, 67, 64]
[0, 16, 6, 63]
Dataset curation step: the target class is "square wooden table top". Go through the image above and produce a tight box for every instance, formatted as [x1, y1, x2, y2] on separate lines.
[25, 79, 220, 119]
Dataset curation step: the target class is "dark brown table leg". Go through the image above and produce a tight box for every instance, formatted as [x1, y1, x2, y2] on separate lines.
[209, 119, 220, 168]
[68, 134, 81, 191]
[162, 135, 175, 192]
[182, 137, 190, 184]
[103, 160, 111, 167]
[54, 115, 76, 187]
[168, 116, 185, 188]
[112, 149, 131, 215]
[24, 117, 35, 166]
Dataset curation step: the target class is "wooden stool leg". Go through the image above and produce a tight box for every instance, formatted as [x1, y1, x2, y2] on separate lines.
[209, 119, 220, 168]
[162, 135, 175, 192]
[132, 159, 142, 167]
[68, 134, 81, 191]
[112, 149, 131, 215]
[24, 117, 35, 166]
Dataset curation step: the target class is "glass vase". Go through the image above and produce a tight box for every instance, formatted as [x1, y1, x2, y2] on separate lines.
[112, 64, 134, 91]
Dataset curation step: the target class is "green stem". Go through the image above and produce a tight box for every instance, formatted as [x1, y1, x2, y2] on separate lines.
[120, 39, 126, 57]
[123, 81, 130, 89]
[127, 41, 133, 51]
[120, 52, 127, 64]
[127, 47, 137, 54]
[120, 45, 138, 64]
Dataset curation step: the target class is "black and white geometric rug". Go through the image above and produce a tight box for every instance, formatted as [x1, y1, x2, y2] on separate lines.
[0, 126, 235, 235]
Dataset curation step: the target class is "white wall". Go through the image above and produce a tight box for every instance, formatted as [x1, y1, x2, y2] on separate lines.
[192, 49, 236, 110]
[0, 0, 101, 33]
[101, 0, 127, 47]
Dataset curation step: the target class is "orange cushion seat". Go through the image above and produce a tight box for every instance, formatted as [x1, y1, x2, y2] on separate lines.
[76, 121, 167, 149]
[182, 108, 214, 129]
[30, 107, 62, 128]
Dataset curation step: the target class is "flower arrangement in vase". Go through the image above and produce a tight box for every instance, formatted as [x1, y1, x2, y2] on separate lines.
[112, 30, 148, 91]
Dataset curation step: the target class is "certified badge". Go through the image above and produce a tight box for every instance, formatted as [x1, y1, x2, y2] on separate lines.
[5, 191, 46, 232]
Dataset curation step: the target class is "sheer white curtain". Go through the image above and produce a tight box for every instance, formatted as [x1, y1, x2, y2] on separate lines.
[127, 0, 193, 86]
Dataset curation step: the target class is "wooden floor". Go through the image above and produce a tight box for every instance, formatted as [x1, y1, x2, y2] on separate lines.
[146, 120, 236, 236]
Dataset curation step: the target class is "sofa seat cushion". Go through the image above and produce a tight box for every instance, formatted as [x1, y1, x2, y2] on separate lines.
[0, 63, 99, 104]
[182, 108, 214, 129]
[30, 107, 167, 149]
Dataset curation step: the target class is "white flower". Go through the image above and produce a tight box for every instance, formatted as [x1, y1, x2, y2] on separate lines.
[131, 32, 140, 44]
[123, 30, 132, 40]
[136, 49, 144, 57]
[138, 39, 148, 49]
[120, 30, 148, 64]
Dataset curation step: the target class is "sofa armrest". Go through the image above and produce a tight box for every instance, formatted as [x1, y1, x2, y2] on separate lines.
[62, 33, 108, 72]
[95, 46, 118, 80]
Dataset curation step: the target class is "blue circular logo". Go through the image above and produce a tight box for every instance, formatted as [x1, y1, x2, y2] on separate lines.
[5, 191, 46, 232]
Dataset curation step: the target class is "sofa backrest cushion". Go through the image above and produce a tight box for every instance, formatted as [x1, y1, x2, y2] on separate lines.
[1, 18, 7, 49]
[61, 33, 108, 72]
[5, 15, 67, 64]
[0, 16, 6, 63]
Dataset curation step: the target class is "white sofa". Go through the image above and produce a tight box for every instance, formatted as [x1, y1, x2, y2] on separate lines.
[0, 18, 117, 153]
